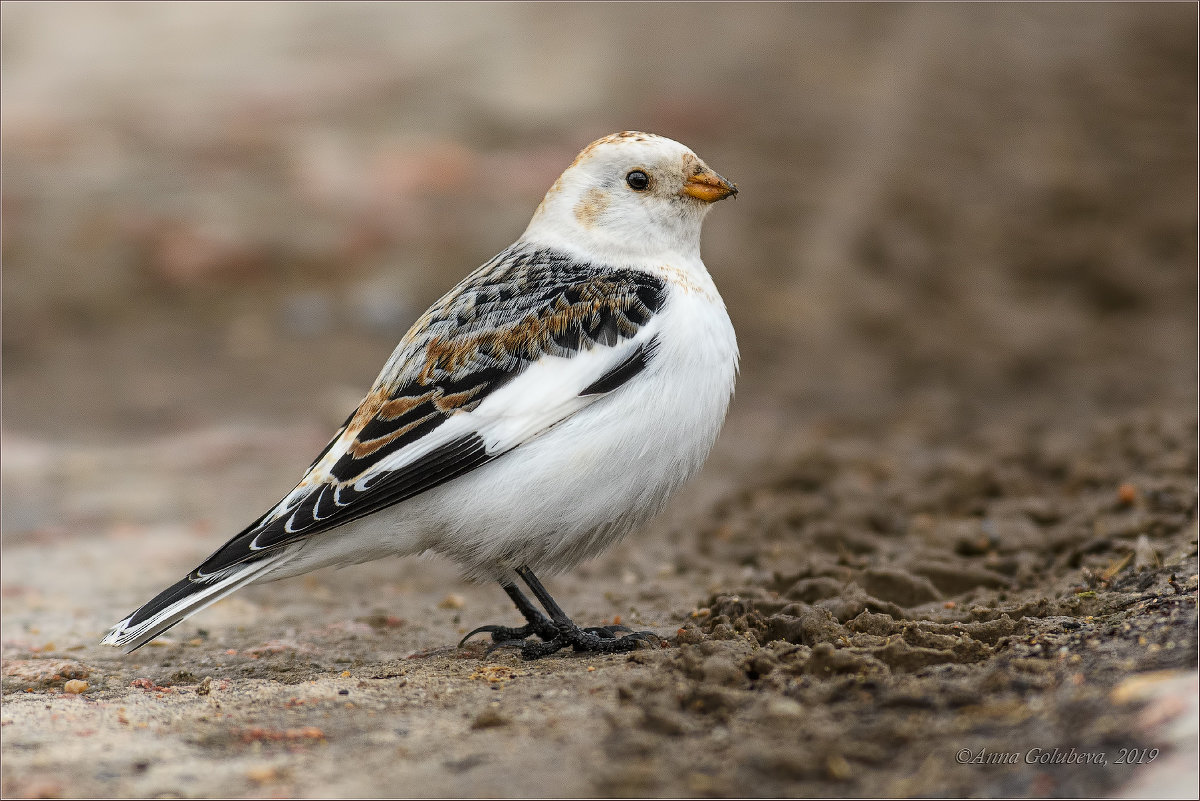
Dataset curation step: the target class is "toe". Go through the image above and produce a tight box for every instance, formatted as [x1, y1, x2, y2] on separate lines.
[459, 624, 533, 647]
[520, 638, 569, 660]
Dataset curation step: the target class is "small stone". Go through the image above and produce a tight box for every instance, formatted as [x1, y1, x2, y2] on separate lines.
[470, 708, 510, 729]
[764, 696, 805, 719]
[701, 655, 747, 687]
[640, 706, 687, 736]
[246, 765, 280, 784]
[2, 659, 90, 690]
[63, 680, 88, 694]
[1133, 534, 1158, 570]
[18, 777, 62, 798]
[827, 754, 853, 781]
[438, 594, 465, 610]
[860, 568, 942, 606]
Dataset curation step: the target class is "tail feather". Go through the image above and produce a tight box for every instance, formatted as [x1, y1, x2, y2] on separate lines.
[101, 552, 296, 652]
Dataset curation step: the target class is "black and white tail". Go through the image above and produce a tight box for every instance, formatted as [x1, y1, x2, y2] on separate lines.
[101, 553, 295, 652]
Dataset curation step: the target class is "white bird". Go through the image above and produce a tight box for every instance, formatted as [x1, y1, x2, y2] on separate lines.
[103, 131, 739, 658]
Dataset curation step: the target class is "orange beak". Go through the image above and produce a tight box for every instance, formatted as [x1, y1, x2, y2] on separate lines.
[682, 168, 738, 203]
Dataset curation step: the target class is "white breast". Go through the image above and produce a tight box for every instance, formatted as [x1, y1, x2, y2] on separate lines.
[432, 276, 737, 578]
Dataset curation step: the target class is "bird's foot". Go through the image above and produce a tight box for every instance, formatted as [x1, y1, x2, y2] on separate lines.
[491, 623, 660, 660]
[459, 601, 560, 647]
[463, 571, 658, 659]
[460, 609, 634, 648]
[459, 621, 553, 647]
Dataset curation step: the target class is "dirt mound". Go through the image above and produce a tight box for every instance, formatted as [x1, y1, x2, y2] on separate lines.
[605, 414, 1197, 796]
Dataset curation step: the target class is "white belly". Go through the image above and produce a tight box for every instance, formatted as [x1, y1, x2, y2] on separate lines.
[271, 287, 738, 583]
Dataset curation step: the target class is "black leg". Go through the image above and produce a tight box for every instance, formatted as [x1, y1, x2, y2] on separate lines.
[507, 565, 660, 659]
[459, 567, 656, 659]
[458, 583, 558, 646]
[515, 566, 569, 619]
[503, 583, 556, 633]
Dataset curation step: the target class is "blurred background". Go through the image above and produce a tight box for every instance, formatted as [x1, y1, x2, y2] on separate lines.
[2, 6, 1196, 797]
[2, 1, 1195, 535]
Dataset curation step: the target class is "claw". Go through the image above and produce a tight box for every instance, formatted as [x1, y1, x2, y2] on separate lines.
[582, 626, 617, 639]
[582, 624, 633, 638]
[577, 630, 659, 653]
[483, 638, 532, 658]
[459, 624, 532, 647]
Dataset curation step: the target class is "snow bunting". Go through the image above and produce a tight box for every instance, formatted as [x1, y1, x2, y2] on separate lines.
[103, 131, 739, 659]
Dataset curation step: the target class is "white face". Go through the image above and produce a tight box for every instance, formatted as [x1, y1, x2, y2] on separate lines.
[523, 132, 737, 261]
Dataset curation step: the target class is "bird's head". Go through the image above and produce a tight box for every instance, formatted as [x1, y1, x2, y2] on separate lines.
[522, 131, 737, 261]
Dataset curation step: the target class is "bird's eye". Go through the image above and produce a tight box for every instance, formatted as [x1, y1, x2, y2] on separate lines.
[625, 170, 650, 191]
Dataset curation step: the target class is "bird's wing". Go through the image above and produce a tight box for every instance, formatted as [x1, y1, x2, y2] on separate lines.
[190, 243, 667, 580]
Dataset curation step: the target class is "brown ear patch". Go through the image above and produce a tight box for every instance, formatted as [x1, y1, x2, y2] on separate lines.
[574, 187, 610, 228]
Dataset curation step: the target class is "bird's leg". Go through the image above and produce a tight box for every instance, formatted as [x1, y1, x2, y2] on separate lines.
[459, 583, 558, 646]
[515, 566, 631, 639]
[507, 565, 659, 659]
[460, 580, 632, 651]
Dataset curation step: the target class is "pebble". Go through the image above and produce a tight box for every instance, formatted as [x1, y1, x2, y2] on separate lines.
[2, 659, 90, 689]
[470, 708, 510, 729]
[246, 765, 280, 784]
[764, 696, 805, 719]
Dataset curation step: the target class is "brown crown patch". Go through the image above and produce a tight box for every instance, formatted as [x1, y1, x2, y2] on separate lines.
[569, 131, 655, 168]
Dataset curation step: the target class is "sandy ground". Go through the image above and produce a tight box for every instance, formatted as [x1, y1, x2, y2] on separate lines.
[2, 410, 1196, 797]
[2, 3, 1197, 798]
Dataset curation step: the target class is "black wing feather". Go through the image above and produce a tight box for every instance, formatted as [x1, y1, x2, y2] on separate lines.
[193, 434, 492, 577]
[580, 335, 661, 395]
